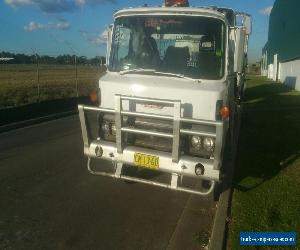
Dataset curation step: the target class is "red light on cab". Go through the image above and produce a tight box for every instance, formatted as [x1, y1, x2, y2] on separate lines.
[165, 0, 189, 7]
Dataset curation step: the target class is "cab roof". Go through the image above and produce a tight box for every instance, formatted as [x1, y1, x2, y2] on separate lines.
[114, 6, 228, 24]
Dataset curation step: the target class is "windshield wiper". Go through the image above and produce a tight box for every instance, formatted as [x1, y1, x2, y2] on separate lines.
[153, 71, 201, 82]
[119, 68, 201, 82]
[119, 68, 156, 75]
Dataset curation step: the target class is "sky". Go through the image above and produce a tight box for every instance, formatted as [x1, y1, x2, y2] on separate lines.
[0, 0, 275, 62]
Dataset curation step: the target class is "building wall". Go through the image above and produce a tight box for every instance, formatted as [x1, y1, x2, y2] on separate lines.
[261, 0, 300, 90]
[267, 0, 300, 64]
[280, 59, 300, 91]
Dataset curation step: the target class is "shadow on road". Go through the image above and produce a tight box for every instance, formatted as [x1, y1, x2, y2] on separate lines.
[0, 96, 90, 126]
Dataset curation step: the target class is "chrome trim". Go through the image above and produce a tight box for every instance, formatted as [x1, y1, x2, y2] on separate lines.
[180, 129, 217, 138]
[172, 101, 181, 162]
[121, 110, 173, 121]
[78, 105, 90, 147]
[121, 127, 173, 138]
[83, 106, 115, 113]
[115, 95, 123, 153]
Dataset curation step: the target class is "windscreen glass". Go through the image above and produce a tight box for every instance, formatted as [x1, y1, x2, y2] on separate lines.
[109, 15, 226, 80]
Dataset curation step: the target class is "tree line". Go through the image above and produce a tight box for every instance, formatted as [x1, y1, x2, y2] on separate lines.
[0, 51, 106, 65]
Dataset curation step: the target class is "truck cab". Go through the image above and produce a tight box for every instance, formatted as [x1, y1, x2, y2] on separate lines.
[78, 1, 251, 197]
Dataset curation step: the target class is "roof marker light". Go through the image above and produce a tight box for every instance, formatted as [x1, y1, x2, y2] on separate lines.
[165, 0, 189, 7]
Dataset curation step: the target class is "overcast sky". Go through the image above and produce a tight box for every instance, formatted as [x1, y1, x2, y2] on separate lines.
[0, 0, 275, 62]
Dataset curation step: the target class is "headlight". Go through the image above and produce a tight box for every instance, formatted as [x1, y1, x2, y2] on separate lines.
[100, 114, 117, 141]
[191, 136, 202, 149]
[203, 137, 215, 153]
[190, 135, 215, 157]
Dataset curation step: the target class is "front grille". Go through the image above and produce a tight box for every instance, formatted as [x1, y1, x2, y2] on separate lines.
[131, 117, 174, 152]
[134, 117, 173, 133]
[131, 117, 189, 153]
[134, 135, 172, 152]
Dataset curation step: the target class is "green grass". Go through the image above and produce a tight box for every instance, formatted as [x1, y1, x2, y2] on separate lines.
[0, 64, 105, 109]
[228, 76, 300, 249]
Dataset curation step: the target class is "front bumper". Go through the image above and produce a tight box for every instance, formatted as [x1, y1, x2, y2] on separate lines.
[85, 140, 220, 181]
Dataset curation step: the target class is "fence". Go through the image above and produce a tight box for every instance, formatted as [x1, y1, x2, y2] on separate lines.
[0, 63, 106, 109]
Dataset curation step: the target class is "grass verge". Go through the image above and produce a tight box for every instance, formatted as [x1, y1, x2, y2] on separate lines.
[0, 64, 104, 109]
[228, 76, 300, 249]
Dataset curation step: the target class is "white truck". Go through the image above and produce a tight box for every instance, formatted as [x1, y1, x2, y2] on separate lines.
[78, 0, 251, 197]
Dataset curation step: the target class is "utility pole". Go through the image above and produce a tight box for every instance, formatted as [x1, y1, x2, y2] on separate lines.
[31, 48, 40, 102]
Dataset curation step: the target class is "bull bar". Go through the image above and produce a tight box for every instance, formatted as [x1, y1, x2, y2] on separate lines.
[78, 95, 226, 196]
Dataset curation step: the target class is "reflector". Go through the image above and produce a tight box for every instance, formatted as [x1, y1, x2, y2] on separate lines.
[165, 0, 189, 7]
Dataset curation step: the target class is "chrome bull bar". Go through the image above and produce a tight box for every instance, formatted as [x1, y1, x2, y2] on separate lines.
[78, 95, 226, 196]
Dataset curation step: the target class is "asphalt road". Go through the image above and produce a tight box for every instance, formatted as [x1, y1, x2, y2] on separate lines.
[0, 116, 216, 250]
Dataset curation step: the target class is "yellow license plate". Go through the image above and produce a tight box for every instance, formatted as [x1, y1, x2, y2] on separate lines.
[134, 153, 159, 170]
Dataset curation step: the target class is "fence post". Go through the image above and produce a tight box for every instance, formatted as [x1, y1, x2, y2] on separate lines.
[75, 55, 78, 97]
[31, 49, 40, 102]
[36, 53, 40, 102]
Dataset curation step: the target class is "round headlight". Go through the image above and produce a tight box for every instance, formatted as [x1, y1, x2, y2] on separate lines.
[203, 137, 215, 153]
[191, 136, 202, 149]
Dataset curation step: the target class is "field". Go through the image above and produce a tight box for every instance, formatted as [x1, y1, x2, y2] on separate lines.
[0, 64, 105, 109]
[228, 76, 300, 249]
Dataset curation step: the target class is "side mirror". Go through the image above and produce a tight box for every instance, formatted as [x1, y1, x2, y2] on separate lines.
[234, 27, 247, 73]
[236, 13, 252, 35]
[106, 24, 113, 66]
[243, 15, 252, 35]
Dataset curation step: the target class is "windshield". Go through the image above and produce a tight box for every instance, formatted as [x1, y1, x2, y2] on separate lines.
[109, 15, 226, 80]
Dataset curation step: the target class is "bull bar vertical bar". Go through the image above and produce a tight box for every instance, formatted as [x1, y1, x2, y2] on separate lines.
[115, 95, 123, 153]
[172, 101, 181, 163]
[78, 105, 90, 147]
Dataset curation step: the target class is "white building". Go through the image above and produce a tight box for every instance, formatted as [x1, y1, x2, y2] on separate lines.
[261, 0, 300, 91]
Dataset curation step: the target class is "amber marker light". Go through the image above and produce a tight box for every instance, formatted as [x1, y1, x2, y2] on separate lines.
[89, 89, 99, 106]
[220, 106, 230, 119]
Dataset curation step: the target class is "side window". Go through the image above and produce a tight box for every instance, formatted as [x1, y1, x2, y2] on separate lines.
[111, 26, 131, 64]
